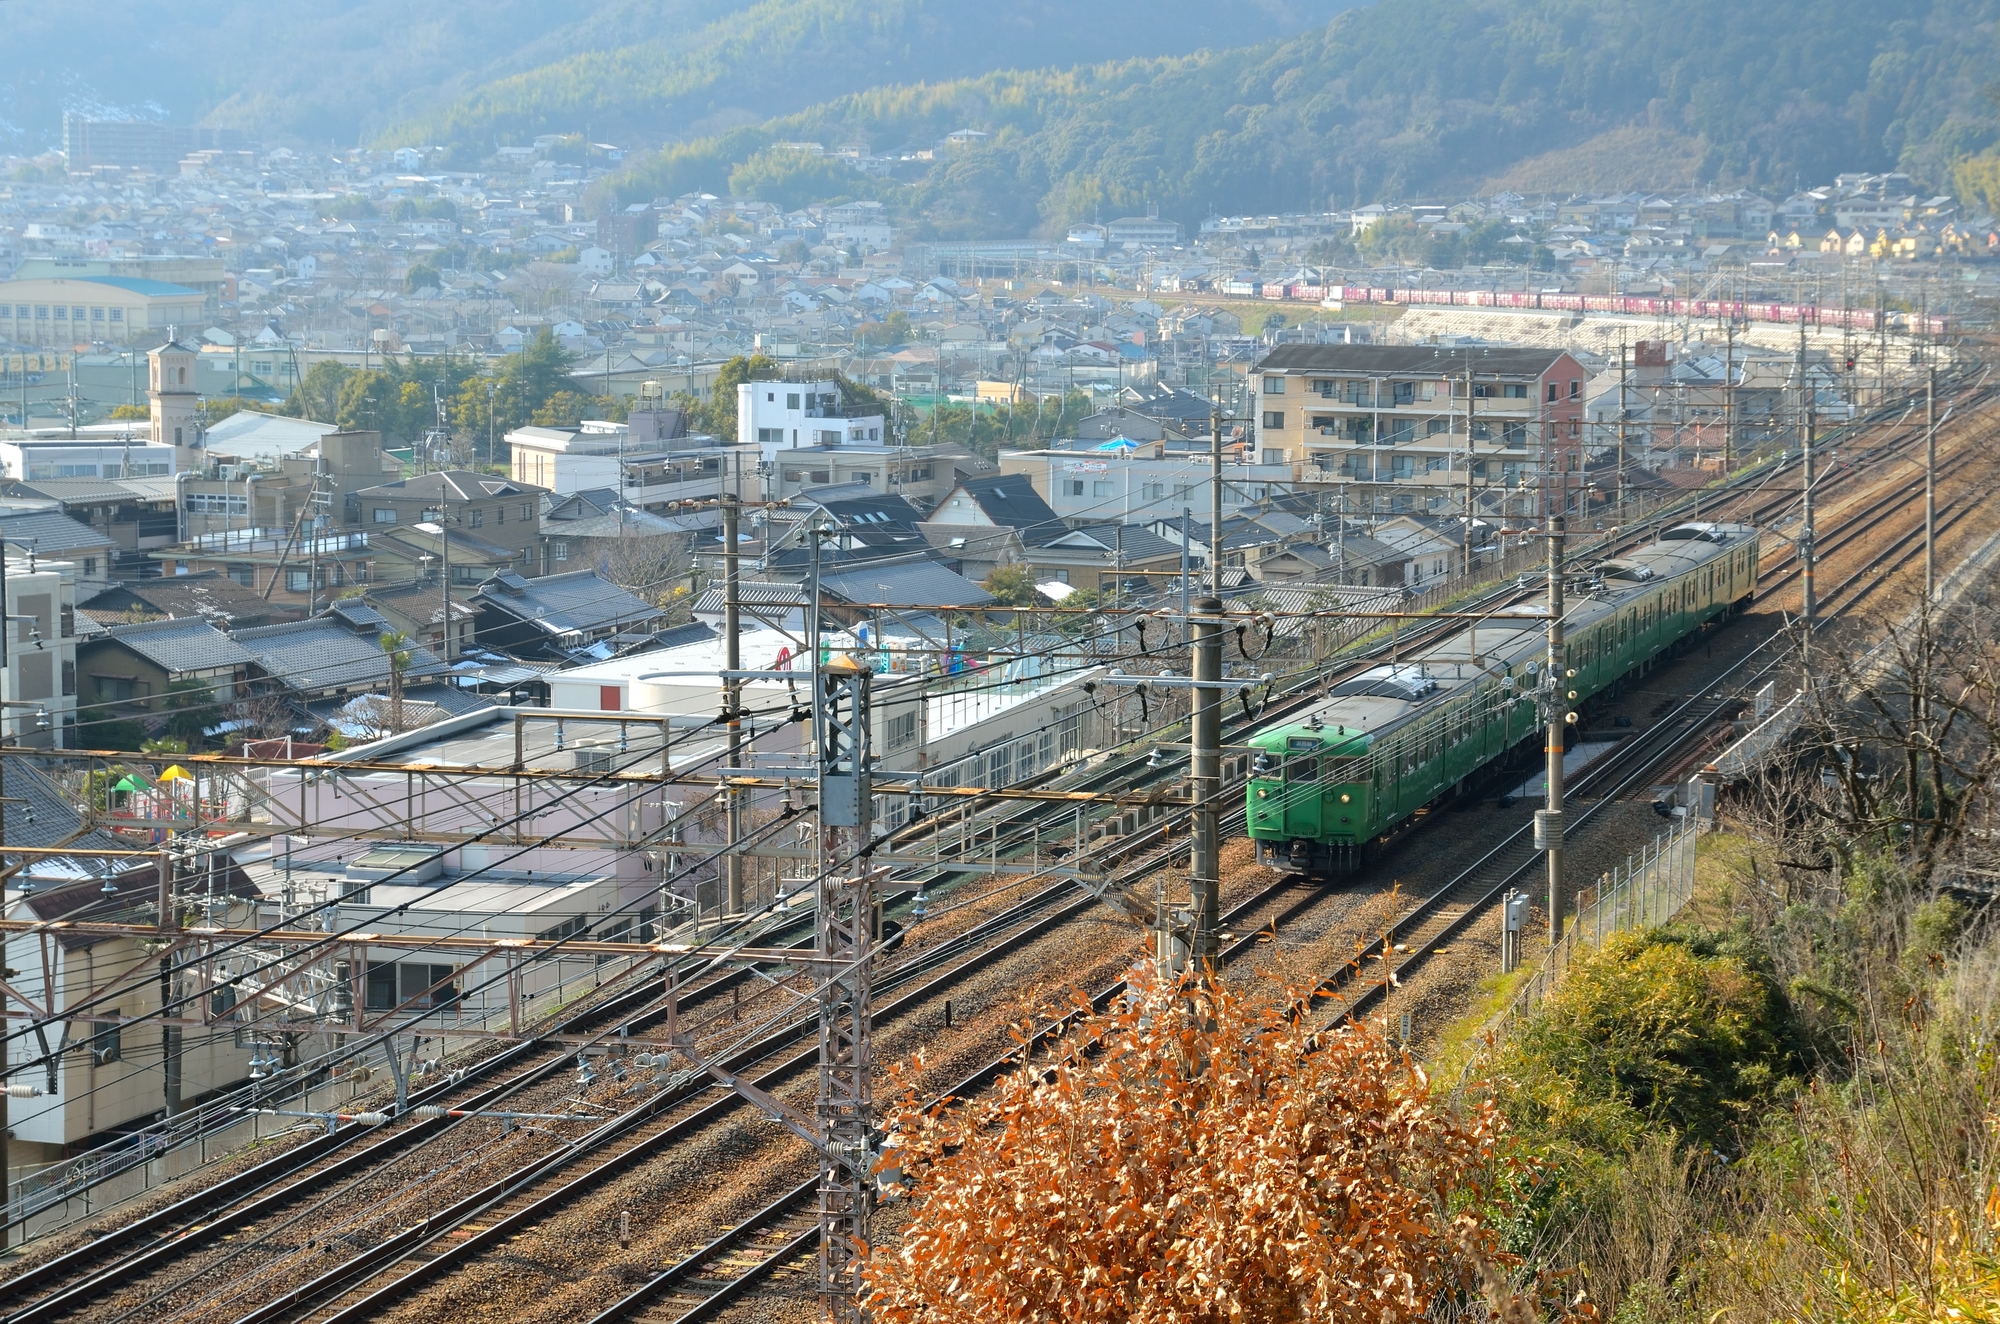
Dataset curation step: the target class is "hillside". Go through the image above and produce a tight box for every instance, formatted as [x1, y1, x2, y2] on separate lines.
[382, 0, 1368, 153]
[1, 1, 1355, 157]
[604, 0, 2000, 234]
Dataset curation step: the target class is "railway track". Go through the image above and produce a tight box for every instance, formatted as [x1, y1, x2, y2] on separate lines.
[6, 366, 1984, 1324]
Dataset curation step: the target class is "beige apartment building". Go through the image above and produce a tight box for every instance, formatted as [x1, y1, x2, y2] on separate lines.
[1253, 345, 1590, 516]
[0, 276, 207, 347]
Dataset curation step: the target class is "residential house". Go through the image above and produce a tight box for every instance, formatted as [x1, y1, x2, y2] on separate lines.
[77, 570, 302, 631]
[0, 503, 117, 591]
[471, 570, 670, 660]
[355, 579, 479, 661]
[3, 476, 182, 579]
[348, 470, 549, 573]
[76, 616, 254, 740]
[234, 606, 448, 703]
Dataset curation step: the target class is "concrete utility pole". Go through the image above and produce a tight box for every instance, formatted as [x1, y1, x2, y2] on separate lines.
[1538, 515, 1568, 944]
[1188, 596, 1224, 972]
[813, 652, 875, 1320]
[1616, 339, 1629, 518]
[1463, 365, 1476, 578]
[0, 549, 8, 1255]
[1925, 365, 1937, 601]
[1723, 318, 1736, 473]
[1209, 403, 1225, 597]
[721, 490, 744, 916]
[1802, 377, 1817, 630]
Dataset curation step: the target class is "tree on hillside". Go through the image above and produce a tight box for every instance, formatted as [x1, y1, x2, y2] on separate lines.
[867, 973, 1565, 1324]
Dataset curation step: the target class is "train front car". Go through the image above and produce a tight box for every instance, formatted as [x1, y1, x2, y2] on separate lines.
[1247, 722, 1375, 875]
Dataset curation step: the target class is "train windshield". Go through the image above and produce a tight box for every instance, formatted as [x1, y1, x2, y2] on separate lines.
[1285, 756, 1320, 780]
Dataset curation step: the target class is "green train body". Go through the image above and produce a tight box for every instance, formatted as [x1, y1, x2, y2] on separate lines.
[1248, 522, 1760, 873]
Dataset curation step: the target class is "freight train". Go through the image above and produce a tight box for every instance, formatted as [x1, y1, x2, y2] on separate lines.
[1246, 522, 1761, 874]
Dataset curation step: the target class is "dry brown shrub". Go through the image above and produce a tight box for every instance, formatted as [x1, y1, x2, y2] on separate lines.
[866, 972, 1571, 1324]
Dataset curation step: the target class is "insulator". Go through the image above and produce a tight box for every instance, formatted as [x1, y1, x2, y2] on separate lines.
[349, 1111, 390, 1126]
[6, 1083, 40, 1099]
[411, 1105, 450, 1120]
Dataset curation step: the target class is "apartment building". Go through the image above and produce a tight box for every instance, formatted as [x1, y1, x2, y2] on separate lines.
[736, 379, 886, 457]
[1253, 345, 1589, 516]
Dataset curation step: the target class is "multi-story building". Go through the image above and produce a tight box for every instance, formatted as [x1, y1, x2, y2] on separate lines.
[736, 379, 886, 457]
[0, 277, 207, 348]
[506, 410, 760, 508]
[1252, 345, 1589, 517]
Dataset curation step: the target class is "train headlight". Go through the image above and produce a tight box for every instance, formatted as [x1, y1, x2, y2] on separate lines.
[1564, 711, 1579, 725]
[1256, 788, 1267, 799]
[1340, 793, 1351, 803]
[1567, 690, 1578, 700]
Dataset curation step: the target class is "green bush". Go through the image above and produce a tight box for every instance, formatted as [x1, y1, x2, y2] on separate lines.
[1498, 926, 1800, 1154]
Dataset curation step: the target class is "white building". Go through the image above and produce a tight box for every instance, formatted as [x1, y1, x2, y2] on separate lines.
[0, 439, 178, 482]
[736, 380, 886, 461]
[3, 554, 81, 747]
[506, 414, 759, 506]
[999, 446, 1295, 525]
[552, 627, 1104, 832]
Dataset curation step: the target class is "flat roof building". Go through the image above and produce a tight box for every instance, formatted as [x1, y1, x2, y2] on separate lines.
[0, 277, 206, 348]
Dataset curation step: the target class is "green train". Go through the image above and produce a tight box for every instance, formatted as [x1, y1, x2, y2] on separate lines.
[1247, 522, 1761, 873]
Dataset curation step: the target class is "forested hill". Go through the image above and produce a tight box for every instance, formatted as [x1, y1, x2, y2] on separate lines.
[381, 0, 1368, 155]
[601, 0, 2000, 234]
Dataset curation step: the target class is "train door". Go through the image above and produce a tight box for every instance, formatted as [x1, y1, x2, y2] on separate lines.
[1280, 739, 1323, 840]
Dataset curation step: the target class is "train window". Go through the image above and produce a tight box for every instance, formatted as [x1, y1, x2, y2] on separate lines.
[1287, 757, 1319, 780]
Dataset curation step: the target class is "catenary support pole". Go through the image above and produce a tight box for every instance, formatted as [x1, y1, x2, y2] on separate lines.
[1802, 380, 1817, 630]
[722, 491, 744, 915]
[1189, 596, 1224, 972]
[1210, 402, 1225, 598]
[1541, 516, 1567, 944]
[1926, 365, 1937, 601]
[814, 655, 875, 1321]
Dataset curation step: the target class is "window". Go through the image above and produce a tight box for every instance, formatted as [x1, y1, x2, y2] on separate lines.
[1546, 383, 1559, 402]
[1504, 383, 1528, 399]
[600, 685, 622, 711]
[757, 427, 783, 445]
[1092, 480, 1113, 498]
[495, 505, 504, 524]
[1052, 568, 1070, 583]
[847, 472, 872, 485]
[1471, 421, 1492, 441]
[1502, 422, 1528, 447]
[908, 465, 931, 481]
[886, 711, 918, 750]
[469, 508, 484, 527]
[1262, 411, 1285, 429]
[1142, 482, 1165, 499]
[1063, 478, 1084, 496]
[91, 307, 104, 321]
[1345, 416, 1373, 443]
[83, 557, 97, 577]
[1262, 448, 1285, 465]
[552, 541, 569, 561]
[1392, 382, 1415, 405]
[97, 675, 139, 702]
[1426, 419, 1449, 435]
[1569, 379, 1581, 398]
[1390, 454, 1414, 479]
[109, 308, 122, 322]
[1263, 376, 1285, 393]
[1383, 418, 1414, 443]
[787, 393, 801, 409]
[372, 507, 396, 523]
[60, 660, 75, 696]
[229, 566, 255, 586]
[286, 569, 315, 592]
[450, 565, 482, 585]
[520, 503, 533, 521]
[34, 306, 48, 319]
[421, 507, 441, 522]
